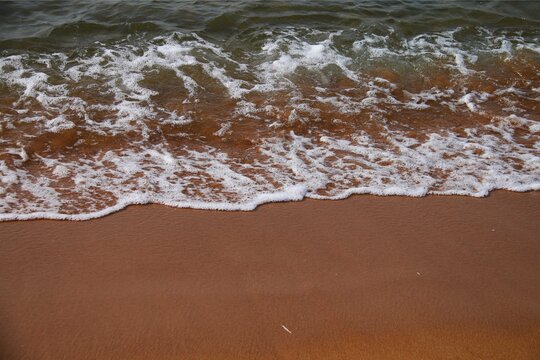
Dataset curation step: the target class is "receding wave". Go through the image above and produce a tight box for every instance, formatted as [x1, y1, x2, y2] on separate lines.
[0, 2, 539, 220]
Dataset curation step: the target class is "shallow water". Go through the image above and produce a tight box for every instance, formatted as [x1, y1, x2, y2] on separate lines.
[0, 1, 539, 220]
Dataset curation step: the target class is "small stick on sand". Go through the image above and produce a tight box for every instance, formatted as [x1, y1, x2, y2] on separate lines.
[281, 325, 292, 334]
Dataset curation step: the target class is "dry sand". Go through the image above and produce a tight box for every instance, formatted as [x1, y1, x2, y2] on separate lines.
[1, 191, 540, 359]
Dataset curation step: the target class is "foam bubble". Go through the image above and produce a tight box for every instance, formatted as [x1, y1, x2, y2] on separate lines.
[0, 26, 539, 220]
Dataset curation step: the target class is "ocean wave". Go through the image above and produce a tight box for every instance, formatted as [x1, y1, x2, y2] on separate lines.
[0, 22, 539, 220]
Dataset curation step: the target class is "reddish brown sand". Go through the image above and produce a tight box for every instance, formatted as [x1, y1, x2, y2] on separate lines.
[1, 191, 540, 359]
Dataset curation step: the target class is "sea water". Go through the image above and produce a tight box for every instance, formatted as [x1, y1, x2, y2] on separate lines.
[0, 0, 539, 220]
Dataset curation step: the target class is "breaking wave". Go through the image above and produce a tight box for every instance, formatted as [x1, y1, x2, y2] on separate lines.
[1, 4, 539, 220]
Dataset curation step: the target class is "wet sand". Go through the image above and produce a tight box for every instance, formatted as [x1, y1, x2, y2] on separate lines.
[1, 191, 540, 359]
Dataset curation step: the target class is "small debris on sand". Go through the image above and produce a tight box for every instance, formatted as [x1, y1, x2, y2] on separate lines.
[281, 325, 292, 334]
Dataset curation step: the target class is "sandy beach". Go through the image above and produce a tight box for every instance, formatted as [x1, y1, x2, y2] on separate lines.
[1, 191, 539, 359]
[1, 1, 539, 359]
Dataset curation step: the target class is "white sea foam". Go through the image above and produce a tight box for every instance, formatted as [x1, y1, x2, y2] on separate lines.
[0, 27, 539, 220]
[1, 114, 538, 221]
[0, 27, 537, 134]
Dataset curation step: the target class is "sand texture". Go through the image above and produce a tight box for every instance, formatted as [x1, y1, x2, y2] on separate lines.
[1, 191, 540, 359]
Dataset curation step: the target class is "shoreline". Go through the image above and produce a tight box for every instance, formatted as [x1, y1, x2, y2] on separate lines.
[1, 190, 540, 359]
[2, 187, 540, 222]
